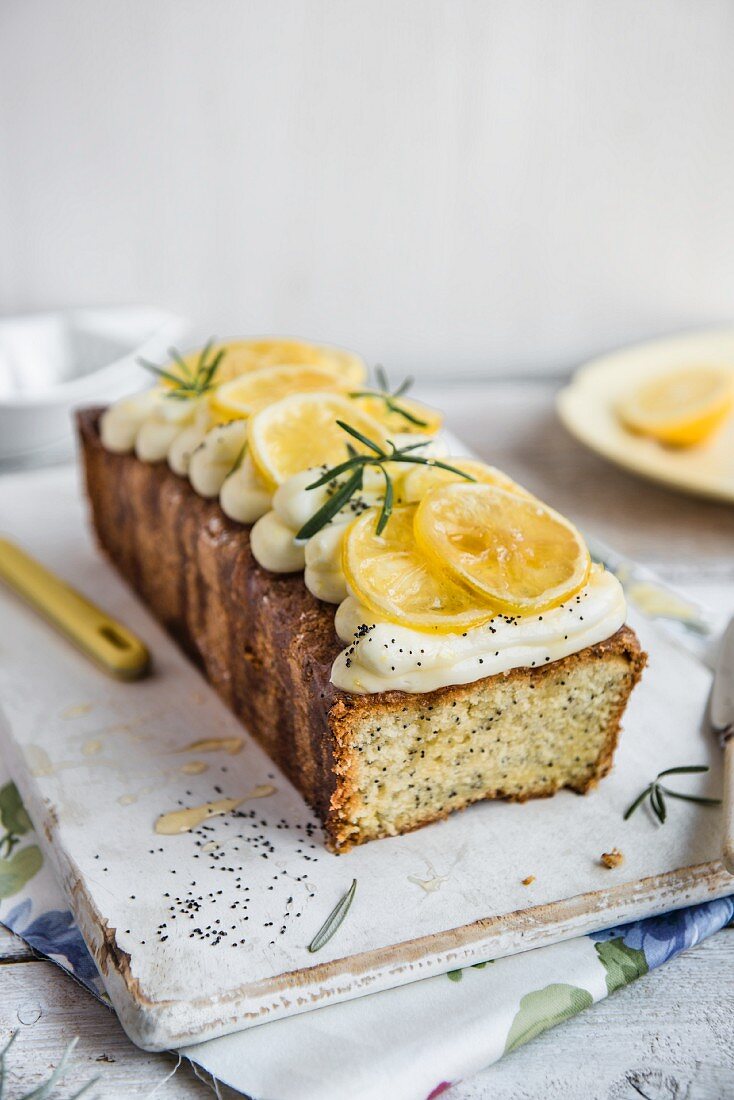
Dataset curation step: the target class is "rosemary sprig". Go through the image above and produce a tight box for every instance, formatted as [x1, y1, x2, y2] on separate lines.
[295, 422, 476, 540]
[139, 338, 225, 400]
[308, 879, 357, 953]
[0, 1032, 99, 1099]
[623, 765, 721, 825]
[350, 365, 428, 428]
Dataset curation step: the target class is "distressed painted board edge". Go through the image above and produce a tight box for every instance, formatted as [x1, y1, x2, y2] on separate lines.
[3, 717, 731, 1052]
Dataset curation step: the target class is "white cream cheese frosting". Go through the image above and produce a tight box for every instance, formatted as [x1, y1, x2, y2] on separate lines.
[168, 403, 213, 476]
[250, 511, 307, 573]
[100, 390, 161, 453]
[249, 470, 377, 579]
[220, 453, 272, 524]
[330, 564, 626, 694]
[304, 525, 349, 604]
[188, 420, 248, 498]
[99, 388, 273, 521]
[135, 398, 203, 463]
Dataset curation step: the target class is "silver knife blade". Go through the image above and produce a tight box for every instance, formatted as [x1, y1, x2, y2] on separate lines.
[710, 616, 734, 736]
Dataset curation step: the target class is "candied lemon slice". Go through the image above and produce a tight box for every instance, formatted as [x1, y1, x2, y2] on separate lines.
[173, 338, 367, 386]
[342, 504, 494, 633]
[248, 393, 388, 489]
[210, 364, 347, 420]
[617, 366, 733, 446]
[415, 483, 590, 615]
[401, 457, 531, 503]
[350, 393, 443, 436]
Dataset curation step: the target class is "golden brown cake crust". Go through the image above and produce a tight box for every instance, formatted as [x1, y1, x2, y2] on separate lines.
[77, 408, 645, 851]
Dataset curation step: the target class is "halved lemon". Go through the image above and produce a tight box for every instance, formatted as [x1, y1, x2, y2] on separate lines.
[401, 457, 532, 503]
[172, 337, 367, 386]
[349, 393, 443, 436]
[248, 393, 388, 489]
[415, 483, 590, 615]
[342, 504, 495, 633]
[210, 364, 347, 421]
[617, 366, 733, 446]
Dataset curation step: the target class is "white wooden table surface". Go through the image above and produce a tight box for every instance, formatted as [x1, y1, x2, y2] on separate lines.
[1, 379, 733, 1099]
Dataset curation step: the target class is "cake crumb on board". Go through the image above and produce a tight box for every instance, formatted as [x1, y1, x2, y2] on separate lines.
[521, 875, 536, 886]
[600, 848, 624, 869]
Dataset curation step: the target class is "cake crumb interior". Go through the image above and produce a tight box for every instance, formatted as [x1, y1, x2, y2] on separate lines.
[342, 655, 636, 844]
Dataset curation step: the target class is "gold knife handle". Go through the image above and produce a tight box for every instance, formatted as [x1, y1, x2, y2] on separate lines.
[0, 537, 150, 680]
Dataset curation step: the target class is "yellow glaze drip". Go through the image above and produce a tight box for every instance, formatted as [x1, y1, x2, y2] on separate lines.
[175, 737, 244, 755]
[154, 785, 277, 835]
[180, 760, 209, 775]
[155, 798, 244, 835]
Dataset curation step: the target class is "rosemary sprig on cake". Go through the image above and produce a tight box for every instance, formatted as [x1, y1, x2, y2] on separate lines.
[296, 422, 476, 540]
[139, 339, 226, 400]
[350, 366, 428, 428]
[623, 764, 721, 824]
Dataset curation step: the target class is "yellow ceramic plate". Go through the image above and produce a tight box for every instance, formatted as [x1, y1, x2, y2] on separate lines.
[557, 329, 734, 503]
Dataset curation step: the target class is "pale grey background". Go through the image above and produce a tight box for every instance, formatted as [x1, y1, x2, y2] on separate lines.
[2, 0, 734, 376]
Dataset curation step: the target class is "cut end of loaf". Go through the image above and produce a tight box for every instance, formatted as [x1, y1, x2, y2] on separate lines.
[328, 630, 645, 851]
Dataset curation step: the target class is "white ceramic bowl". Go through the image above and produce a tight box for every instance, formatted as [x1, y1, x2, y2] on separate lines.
[0, 306, 188, 464]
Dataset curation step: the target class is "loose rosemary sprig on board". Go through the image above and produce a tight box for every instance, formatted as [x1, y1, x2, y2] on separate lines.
[308, 879, 357, 952]
[350, 365, 428, 427]
[623, 765, 721, 824]
[139, 338, 225, 400]
[295, 422, 476, 540]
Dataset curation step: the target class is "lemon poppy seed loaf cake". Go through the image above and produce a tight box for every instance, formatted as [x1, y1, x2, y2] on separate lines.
[77, 337, 645, 851]
[78, 400, 644, 850]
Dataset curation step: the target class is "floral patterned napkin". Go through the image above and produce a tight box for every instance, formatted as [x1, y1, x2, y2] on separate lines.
[1, 768, 732, 1100]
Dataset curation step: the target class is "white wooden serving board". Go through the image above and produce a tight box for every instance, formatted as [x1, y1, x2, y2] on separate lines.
[0, 464, 731, 1051]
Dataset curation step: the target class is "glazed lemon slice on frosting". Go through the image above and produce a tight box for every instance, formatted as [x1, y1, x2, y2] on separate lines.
[210, 364, 347, 420]
[415, 483, 590, 615]
[617, 366, 733, 446]
[350, 393, 443, 436]
[248, 393, 388, 489]
[401, 457, 531, 503]
[342, 505, 494, 633]
[235, 338, 367, 384]
[174, 338, 367, 386]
